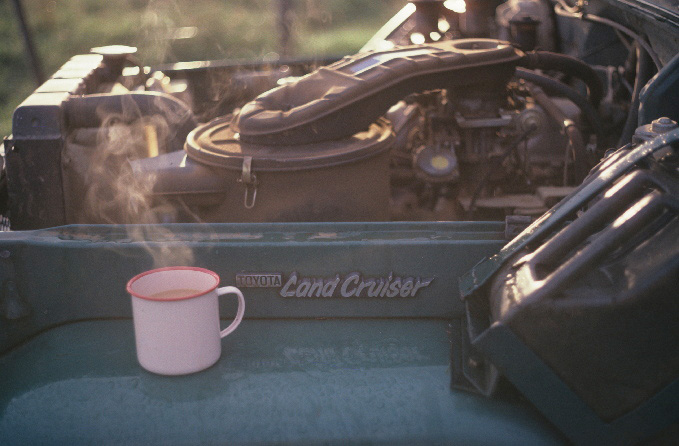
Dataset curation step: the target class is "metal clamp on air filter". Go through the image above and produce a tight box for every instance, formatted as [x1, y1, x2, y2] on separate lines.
[238, 156, 258, 209]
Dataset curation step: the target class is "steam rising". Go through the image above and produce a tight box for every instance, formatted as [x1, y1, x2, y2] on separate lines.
[139, 0, 182, 65]
[83, 95, 194, 267]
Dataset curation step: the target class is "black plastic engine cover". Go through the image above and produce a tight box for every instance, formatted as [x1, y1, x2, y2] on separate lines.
[489, 167, 679, 421]
[455, 132, 679, 445]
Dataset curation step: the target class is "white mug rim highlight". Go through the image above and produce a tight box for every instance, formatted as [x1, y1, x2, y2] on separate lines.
[127, 266, 219, 301]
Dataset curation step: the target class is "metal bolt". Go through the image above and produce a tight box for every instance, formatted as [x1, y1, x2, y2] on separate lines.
[651, 117, 678, 133]
[633, 118, 678, 144]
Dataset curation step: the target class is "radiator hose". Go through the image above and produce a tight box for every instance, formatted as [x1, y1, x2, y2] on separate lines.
[519, 51, 604, 108]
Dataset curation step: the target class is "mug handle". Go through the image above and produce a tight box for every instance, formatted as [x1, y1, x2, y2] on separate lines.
[216, 286, 245, 338]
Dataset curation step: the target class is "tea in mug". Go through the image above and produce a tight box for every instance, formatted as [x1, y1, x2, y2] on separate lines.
[149, 289, 202, 300]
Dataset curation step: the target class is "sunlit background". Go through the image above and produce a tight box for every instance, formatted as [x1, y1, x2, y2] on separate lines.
[0, 0, 405, 136]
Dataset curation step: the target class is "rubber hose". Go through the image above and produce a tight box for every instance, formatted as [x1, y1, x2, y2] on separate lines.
[553, 4, 662, 70]
[519, 51, 604, 107]
[565, 125, 589, 183]
[618, 46, 655, 146]
[526, 83, 589, 183]
[515, 68, 603, 143]
[64, 92, 197, 153]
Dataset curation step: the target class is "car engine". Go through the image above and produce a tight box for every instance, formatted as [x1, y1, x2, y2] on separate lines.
[1, 0, 675, 229]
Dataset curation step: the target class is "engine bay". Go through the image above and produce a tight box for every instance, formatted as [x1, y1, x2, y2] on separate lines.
[3, 0, 678, 229]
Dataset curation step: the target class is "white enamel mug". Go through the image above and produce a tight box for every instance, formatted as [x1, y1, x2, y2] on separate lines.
[126, 266, 245, 375]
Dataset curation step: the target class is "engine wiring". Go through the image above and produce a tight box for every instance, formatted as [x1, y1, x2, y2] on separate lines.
[467, 126, 536, 219]
[553, 0, 662, 69]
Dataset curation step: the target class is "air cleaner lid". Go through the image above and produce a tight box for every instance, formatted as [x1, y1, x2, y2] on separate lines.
[234, 39, 520, 145]
[185, 115, 393, 171]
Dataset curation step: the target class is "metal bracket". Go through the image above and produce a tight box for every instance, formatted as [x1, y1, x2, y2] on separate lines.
[504, 215, 533, 241]
[238, 156, 258, 209]
[454, 112, 513, 129]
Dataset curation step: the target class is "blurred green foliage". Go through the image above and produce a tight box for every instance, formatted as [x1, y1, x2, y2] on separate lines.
[1, 0, 402, 136]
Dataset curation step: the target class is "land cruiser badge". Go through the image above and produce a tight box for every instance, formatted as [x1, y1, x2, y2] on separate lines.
[236, 272, 434, 298]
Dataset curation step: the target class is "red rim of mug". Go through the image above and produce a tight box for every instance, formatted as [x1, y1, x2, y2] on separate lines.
[126, 266, 220, 301]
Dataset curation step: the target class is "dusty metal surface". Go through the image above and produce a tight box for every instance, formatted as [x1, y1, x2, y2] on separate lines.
[0, 319, 564, 445]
